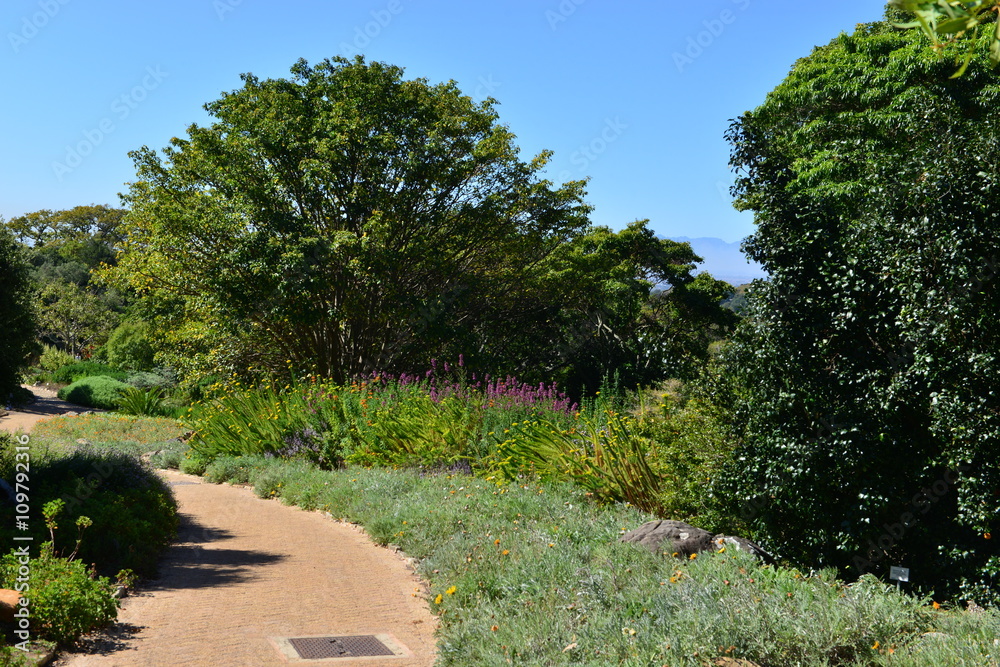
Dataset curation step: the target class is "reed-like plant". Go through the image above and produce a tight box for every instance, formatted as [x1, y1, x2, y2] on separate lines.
[495, 411, 665, 515]
[116, 386, 170, 417]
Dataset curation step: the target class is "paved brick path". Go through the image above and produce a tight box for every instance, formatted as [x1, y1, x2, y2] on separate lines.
[55, 470, 437, 666]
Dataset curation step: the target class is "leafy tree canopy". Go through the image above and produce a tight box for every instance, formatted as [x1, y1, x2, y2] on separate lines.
[5, 206, 128, 357]
[718, 10, 1000, 603]
[103, 56, 731, 390]
[890, 0, 1000, 76]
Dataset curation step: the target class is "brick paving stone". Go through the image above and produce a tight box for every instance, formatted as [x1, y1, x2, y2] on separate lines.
[54, 470, 437, 666]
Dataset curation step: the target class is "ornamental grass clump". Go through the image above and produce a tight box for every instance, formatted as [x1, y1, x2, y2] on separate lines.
[116, 386, 171, 417]
[494, 410, 665, 515]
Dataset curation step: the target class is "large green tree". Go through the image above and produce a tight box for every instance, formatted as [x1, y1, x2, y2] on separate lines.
[718, 12, 1000, 602]
[5, 206, 128, 358]
[105, 57, 593, 383]
[529, 221, 736, 396]
[108, 57, 702, 386]
[36, 280, 119, 357]
[0, 223, 37, 401]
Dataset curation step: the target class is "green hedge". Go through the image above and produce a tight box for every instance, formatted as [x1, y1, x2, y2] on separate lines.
[51, 361, 126, 385]
[57, 375, 130, 410]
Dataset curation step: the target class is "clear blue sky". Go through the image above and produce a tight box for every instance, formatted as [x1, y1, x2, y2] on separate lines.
[1, 0, 886, 243]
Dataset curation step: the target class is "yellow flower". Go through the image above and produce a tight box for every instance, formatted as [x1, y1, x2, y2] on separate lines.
[446, 586, 457, 595]
[434, 594, 443, 604]
[689, 553, 697, 560]
[872, 641, 879, 650]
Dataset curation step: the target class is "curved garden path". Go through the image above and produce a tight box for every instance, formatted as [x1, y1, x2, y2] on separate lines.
[54, 470, 438, 666]
[0, 385, 89, 434]
[3, 387, 437, 666]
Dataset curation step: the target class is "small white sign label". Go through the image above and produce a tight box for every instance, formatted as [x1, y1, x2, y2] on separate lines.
[890, 566, 910, 582]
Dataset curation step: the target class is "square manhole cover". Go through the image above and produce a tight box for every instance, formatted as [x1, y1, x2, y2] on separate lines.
[272, 633, 409, 661]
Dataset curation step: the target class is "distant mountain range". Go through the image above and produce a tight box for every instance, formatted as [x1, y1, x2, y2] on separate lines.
[669, 236, 767, 287]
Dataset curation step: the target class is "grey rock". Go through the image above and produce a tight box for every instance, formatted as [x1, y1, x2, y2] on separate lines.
[621, 520, 715, 557]
[621, 520, 773, 563]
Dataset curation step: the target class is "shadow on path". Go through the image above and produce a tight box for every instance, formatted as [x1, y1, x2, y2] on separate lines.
[143, 512, 287, 592]
[66, 623, 145, 658]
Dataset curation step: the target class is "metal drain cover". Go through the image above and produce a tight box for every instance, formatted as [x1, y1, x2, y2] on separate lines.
[271, 633, 409, 661]
[291, 636, 393, 659]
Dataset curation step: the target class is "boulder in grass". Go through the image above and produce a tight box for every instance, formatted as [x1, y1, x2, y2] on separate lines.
[620, 520, 715, 557]
[0, 589, 22, 623]
[621, 520, 774, 563]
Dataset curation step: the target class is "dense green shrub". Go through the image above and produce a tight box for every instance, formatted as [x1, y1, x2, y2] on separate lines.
[37, 344, 75, 373]
[0, 444, 178, 578]
[126, 367, 177, 390]
[57, 375, 129, 409]
[51, 361, 126, 385]
[102, 320, 155, 372]
[494, 410, 665, 515]
[0, 545, 119, 645]
[719, 13, 1000, 603]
